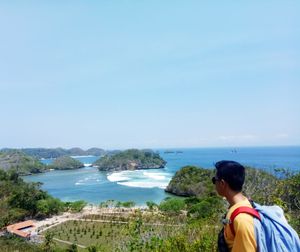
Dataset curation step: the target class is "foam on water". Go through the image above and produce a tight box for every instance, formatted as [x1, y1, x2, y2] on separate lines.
[118, 181, 169, 189]
[143, 171, 165, 180]
[107, 169, 172, 189]
[75, 174, 102, 186]
[107, 172, 131, 182]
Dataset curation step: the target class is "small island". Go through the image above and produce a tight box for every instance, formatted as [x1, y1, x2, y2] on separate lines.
[165, 166, 214, 197]
[93, 149, 167, 171]
[165, 165, 279, 200]
[49, 156, 84, 170]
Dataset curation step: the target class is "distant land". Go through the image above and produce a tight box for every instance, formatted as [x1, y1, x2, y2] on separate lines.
[48, 156, 85, 170]
[0, 151, 85, 174]
[0, 147, 106, 159]
[0, 148, 166, 174]
[93, 149, 166, 171]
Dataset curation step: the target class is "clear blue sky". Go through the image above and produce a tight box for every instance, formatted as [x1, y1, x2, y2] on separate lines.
[0, 1, 299, 149]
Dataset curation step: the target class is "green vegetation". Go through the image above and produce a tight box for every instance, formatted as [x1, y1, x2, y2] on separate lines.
[165, 166, 215, 197]
[158, 198, 186, 214]
[0, 165, 299, 252]
[166, 165, 300, 235]
[65, 201, 87, 212]
[99, 200, 136, 208]
[49, 156, 84, 170]
[93, 149, 166, 171]
[40, 196, 223, 252]
[0, 169, 64, 227]
[146, 201, 158, 210]
[0, 169, 87, 228]
[1, 148, 106, 159]
[0, 236, 41, 252]
[0, 150, 46, 175]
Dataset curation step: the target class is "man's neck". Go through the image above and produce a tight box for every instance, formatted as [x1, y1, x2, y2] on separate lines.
[226, 191, 246, 207]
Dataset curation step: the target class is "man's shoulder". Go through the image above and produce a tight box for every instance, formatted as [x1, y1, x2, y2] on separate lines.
[226, 199, 252, 219]
[234, 212, 255, 226]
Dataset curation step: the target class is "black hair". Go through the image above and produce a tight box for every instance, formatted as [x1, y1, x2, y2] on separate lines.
[215, 160, 245, 192]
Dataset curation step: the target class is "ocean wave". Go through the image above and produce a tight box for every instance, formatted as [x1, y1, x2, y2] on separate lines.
[75, 175, 101, 186]
[118, 181, 168, 189]
[107, 172, 131, 182]
[107, 169, 172, 189]
[143, 171, 165, 180]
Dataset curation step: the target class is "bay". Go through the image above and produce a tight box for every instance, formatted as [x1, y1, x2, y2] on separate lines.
[23, 146, 300, 206]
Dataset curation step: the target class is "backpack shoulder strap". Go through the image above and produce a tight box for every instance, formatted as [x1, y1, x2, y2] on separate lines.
[229, 206, 261, 236]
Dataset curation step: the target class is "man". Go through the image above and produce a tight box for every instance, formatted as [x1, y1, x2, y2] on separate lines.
[213, 160, 256, 252]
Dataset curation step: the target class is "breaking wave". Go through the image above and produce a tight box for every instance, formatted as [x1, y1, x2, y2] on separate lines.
[107, 169, 172, 189]
[75, 174, 101, 186]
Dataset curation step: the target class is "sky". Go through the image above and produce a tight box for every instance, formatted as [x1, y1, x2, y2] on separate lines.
[0, 1, 299, 149]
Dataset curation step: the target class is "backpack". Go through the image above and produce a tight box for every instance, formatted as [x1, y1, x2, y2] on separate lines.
[229, 202, 300, 252]
[217, 226, 230, 252]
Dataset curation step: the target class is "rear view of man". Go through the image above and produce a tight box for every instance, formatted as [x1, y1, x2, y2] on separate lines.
[213, 160, 256, 252]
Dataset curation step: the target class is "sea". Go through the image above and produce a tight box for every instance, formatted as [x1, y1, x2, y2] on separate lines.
[23, 146, 300, 206]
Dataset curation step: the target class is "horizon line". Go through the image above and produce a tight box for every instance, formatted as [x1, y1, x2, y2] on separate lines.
[1, 144, 300, 151]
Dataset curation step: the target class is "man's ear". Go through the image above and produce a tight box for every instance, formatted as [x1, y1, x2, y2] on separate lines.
[220, 179, 227, 188]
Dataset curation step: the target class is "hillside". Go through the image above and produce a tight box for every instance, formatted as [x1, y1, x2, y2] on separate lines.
[165, 165, 281, 204]
[93, 149, 166, 171]
[49, 156, 84, 170]
[0, 164, 299, 251]
[0, 150, 46, 175]
[165, 166, 215, 197]
[0, 169, 64, 228]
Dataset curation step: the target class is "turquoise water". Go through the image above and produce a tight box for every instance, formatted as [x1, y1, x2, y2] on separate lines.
[23, 147, 300, 206]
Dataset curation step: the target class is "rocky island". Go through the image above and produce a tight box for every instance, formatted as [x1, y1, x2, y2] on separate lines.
[165, 165, 279, 201]
[93, 149, 166, 171]
[49, 156, 84, 170]
[165, 166, 215, 197]
[0, 150, 46, 175]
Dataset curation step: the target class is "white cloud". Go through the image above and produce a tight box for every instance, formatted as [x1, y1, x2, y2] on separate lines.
[275, 133, 289, 139]
[218, 134, 258, 142]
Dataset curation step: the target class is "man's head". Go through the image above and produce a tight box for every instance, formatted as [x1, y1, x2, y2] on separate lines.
[213, 160, 245, 192]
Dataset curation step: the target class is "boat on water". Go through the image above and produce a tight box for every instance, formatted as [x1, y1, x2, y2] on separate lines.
[164, 151, 175, 154]
[164, 150, 183, 154]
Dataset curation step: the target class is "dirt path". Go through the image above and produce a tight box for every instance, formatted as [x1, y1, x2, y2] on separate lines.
[79, 218, 185, 227]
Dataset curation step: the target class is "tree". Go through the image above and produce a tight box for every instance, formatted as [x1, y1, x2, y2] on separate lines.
[42, 232, 54, 252]
[146, 201, 158, 210]
[67, 200, 87, 212]
[66, 243, 78, 252]
[159, 198, 185, 214]
[87, 245, 97, 252]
